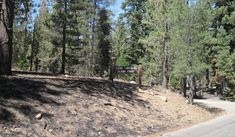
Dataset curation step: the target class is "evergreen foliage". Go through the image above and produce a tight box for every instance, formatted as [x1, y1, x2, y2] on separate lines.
[1, 0, 235, 100]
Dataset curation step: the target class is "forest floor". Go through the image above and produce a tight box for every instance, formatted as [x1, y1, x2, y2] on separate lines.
[0, 74, 223, 137]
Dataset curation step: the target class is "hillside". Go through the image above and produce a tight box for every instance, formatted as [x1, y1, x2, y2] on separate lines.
[0, 74, 222, 137]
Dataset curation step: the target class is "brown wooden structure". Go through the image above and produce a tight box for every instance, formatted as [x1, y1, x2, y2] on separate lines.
[109, 62, 143, 88]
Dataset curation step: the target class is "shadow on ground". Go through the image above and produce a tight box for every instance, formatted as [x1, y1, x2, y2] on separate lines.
[195, 102, 224, 113]
[0, 74, 150, 137]
[0, 76, 67, 124]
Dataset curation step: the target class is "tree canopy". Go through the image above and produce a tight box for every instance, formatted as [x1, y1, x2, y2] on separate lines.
[0, 0, 234, 101]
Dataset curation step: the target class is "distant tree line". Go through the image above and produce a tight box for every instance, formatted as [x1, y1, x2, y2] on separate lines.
[0, 0, 235, 102]
[113, 0, 235, 103]
[0, 0, 113, 77]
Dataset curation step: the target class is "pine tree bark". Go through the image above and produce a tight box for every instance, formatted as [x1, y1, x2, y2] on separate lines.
[60, 0, 67, 74]
[206, 69, 210, 88]
[162, 20, 169, 89]
[181, 77, 187, 97]
[29, 46, 33, 71]
[91, 0, 97, 76]
[0, 0, 14, 75]
[161, 0, 169, 89]
[187, 74, 194, 104]
[187, 12, 194, 105]
[29, 37, 34, 71]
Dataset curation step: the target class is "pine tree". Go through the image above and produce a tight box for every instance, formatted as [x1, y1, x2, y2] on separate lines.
[112, 15, 130, 66]
[50, 0, 70, 74]
[208, 0, 235, 94]
[97, 7, 112, 77]
[0, 0, 15, 75]
[33, 0, 54, 72]
[50, 0, 114, 75]
[170, 0, 211, 103]
[121, 0, 147, 65]
[65, 0, 94, 75]
[13, 0, 34, 70]
[141, 0, 174, 88]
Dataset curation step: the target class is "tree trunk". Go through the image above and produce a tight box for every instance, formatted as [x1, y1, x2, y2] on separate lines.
[0, 0, 14, 75]
[187, 74, 194, 104]
[162, 20, 169, 89]
[23, 1, 29, 71]
[29, 45, 33, 71]
[91, 0, 97, 76]
[29, 40, 34, 71]
[187, 11, 195, 104]
[34, 57, 39, 72]
[60, 0, 67, 74]
[181, 77, 187, 97]
[206, 69, 210, 88]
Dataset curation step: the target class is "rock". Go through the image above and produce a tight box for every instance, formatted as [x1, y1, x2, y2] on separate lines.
[48, 129, 53, 132]
[138, 88, 144, 93]
[11, 128, 21, 132]
[130, 81, 137, 84]
[35, 113, 43, 120]
[3, 126, 7, 129]
[159, 96, 168, 102]
[126, 94, 132, 98]
[138, 88, 152, 94]
[186, 99, 189, 103]
[69, 109, 77, 115]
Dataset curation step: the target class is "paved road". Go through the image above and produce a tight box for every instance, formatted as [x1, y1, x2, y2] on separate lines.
[163, 99, 235, 137]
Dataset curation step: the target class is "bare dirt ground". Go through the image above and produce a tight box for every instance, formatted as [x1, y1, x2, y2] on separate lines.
[0, 74, 223, 137]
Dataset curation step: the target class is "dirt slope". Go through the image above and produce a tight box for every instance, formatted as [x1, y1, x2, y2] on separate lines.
[0, 74, 222, 137]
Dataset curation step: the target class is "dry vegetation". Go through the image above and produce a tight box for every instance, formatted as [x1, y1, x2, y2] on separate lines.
[0, 74, 222, 137]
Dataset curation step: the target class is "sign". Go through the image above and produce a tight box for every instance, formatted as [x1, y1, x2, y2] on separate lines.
[110, 65, 143, 88]
[114, 66, 135, 73]
[109, 57, 143, 87]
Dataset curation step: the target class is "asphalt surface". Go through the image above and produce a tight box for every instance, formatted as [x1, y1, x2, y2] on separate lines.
[163, 99, 235, 137]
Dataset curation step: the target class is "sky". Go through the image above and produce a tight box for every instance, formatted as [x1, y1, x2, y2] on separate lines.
[33, 0, 124, 21]
[109, 0, 124, 20]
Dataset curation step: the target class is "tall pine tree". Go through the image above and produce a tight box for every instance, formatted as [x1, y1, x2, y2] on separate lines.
[0, 0, 15, 75]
